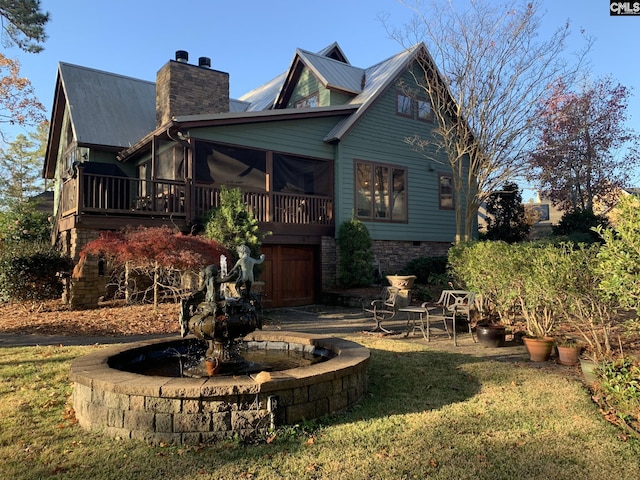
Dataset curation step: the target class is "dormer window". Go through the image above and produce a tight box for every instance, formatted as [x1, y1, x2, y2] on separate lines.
[294, 93, 319, 109]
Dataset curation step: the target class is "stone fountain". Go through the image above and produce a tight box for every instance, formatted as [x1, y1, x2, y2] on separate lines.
[178, 245, 265, 376]
[69, 246, 370, 444]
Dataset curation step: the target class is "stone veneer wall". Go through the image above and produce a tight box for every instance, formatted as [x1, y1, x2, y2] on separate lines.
[58, 228, 105, 309]
[371, 240, 451, 277]
[70, 332, 370, 445]
[320, 236, 337, 290]
[328, 239, 451, 289]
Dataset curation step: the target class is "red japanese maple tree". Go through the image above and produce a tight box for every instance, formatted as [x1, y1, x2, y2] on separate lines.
[81, 226, 229, 306]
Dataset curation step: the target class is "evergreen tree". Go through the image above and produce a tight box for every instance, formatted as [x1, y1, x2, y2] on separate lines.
[337, 216, 374, 288]
[0, 0, 49, 53]
[484, 182, 531, 243]
[203, 186, 269, 261]
[0, 131, 45, 209]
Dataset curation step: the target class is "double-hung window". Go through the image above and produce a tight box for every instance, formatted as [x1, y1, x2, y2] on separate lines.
[439, 173, 454, 210]
[356, 161, 407, 222]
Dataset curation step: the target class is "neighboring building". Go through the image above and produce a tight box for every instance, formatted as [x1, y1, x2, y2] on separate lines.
[44, 43, 467, 308]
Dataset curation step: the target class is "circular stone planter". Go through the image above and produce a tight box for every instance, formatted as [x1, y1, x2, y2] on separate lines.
[70, 331, 370, 445]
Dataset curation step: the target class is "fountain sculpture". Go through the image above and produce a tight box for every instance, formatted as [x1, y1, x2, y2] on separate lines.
[179, 245, 265, 375]
[70, 244, 370, 444]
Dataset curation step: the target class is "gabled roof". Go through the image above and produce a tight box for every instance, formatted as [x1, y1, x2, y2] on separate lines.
[237, 42, 427, 143]
[57, 63, 157, 147]
[47, 41, 430, 171]
[324, 43, 426, 142]
[272, 49, 365, 108]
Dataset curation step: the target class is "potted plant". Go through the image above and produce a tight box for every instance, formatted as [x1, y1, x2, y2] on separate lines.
[556, 243, 616, 380]
[555, 337, 583, 366]
[476, 322, 507, 348]
[517, 243, 568, 362]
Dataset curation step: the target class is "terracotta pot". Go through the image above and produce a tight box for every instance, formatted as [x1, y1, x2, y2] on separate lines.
[476, 324, 506, 348]
[556, 345, 581, 366]
[523, 336, 554, 362]
[205, 358, 220, 377]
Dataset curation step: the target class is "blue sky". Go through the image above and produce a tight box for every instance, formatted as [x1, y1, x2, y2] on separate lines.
[4, 0, 639, 192]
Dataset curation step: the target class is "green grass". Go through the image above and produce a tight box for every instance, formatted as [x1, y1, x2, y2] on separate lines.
[1, 338, 640, 479]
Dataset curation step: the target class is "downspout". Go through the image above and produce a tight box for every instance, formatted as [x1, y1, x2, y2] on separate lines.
[166, 126, 194, 226]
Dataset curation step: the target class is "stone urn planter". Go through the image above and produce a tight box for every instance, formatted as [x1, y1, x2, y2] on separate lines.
[386, 275, 417, 289]
[523, 336, 554, 362]
[385, 275, 416, 308]
[476, 324, 506, 348]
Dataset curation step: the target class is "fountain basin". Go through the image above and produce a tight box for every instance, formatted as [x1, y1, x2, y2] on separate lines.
[70, 331, 370, 445]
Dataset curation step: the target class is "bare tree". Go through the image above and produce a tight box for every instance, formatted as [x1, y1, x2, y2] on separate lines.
[385, 0, 588, 241]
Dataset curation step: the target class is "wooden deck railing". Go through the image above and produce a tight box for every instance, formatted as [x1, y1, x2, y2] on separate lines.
[59, 169, 333, 227]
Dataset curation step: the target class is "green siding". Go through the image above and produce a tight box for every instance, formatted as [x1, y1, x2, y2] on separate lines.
[287, 67, 355, 108]
[288, 67, 325, 107]
[335, 71, 458, 243]
[189, 117, 339, 159]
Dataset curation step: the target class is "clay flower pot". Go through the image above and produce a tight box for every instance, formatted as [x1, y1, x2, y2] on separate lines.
[476, 324, 506, 348]
[556, 344, 581, 366]
[523, 336, 554, 362]
[205, 357, 220, 376]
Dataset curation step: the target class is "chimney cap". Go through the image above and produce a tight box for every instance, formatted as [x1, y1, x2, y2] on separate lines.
[198, 57, 211, 68]
[175, 50, 189, 63]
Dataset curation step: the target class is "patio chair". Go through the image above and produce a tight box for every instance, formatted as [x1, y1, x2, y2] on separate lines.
[423, 290, 477, 346]
[363, 286, 401, 334]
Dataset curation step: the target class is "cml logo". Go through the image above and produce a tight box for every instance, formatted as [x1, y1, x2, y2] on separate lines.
[610, 1, 640, 15]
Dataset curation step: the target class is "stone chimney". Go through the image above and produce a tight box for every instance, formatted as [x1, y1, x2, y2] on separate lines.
[155, 50, 230, 127]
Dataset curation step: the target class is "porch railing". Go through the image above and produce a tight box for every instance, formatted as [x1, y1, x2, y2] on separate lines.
[60, 169, 333, 226]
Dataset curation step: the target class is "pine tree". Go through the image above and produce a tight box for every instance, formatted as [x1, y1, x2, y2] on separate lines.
[0, 131, 44, 209]
[0, 0, 49, 53]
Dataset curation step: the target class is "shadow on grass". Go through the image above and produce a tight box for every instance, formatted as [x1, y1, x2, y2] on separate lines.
[344, 346, 481, 420]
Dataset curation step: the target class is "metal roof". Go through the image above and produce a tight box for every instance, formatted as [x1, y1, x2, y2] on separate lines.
[58, 63, 156, 147]
[296, 48, 364, 94]
[324, 44, 425, 141]
[55, 42, 427, 149]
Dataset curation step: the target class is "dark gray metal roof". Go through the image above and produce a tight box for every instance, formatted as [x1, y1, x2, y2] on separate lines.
[58, 63, 156, 147]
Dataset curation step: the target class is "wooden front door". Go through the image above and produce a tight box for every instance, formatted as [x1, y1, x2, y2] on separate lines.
[259, 245, 316, 308]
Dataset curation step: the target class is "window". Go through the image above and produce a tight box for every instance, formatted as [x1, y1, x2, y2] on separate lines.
[417, 98, 433, 122]
[396, 92, 412, 117]
[439, 173, 454, 210]
[356, 161, 407, 222]
[294, 93, 319, 109]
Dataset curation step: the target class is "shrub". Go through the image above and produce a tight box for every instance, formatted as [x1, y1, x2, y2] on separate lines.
[400, 256, 448, 285]
[0, 242, 72, 301]
[596, 195, 640, 313]
[336, 216, 374, 288]
[203, 186, 269, 262]
[552, 208, 608, 243]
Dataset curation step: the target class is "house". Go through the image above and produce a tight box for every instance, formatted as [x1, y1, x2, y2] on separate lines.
[43, 43, 465, 308]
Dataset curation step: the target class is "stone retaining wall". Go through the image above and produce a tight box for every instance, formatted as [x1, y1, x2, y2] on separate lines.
[70, 332, 370, 445]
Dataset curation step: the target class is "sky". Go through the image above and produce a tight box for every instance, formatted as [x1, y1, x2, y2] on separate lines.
[4, 0, 639, 195]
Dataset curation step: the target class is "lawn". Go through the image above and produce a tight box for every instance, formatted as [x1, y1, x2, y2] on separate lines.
[1, 328, 640, 479]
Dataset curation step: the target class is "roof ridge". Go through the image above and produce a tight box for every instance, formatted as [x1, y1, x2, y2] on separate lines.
[58, 62, 155, 86]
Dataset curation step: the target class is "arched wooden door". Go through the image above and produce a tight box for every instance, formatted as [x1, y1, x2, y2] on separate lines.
[259, 245, 316, 308]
